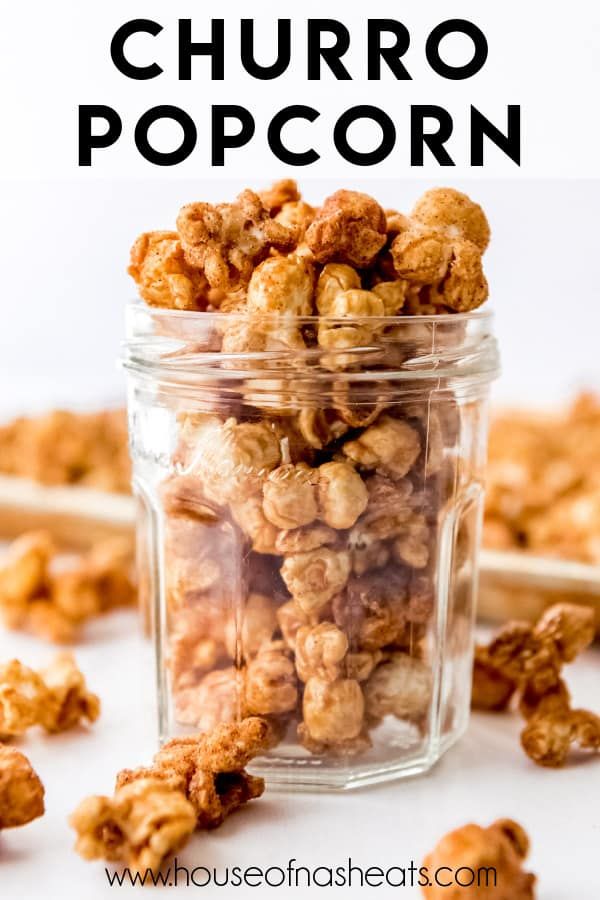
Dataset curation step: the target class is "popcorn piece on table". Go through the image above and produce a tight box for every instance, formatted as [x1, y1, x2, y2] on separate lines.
[0, 654, 99, 738]
[421, 818, 536, 899]
[472, 602, 599, 767]
[0, 744, 45, 829]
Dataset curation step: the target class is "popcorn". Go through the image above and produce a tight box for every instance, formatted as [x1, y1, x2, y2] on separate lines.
[300, 676, 365, 751]
[247, 255, 314, 316]
[428, 239, 489, 312]
[411, 187, 491, 252]
[0, 654, 99, 737]
[472, 603, 599, 767]
[0, 745, 45, 829]
[422, 819, 536, 900]
[315, 263, 362, 315]
[177, 190, 295, 289]
[190, 418, 282, 505]
[390, 226, 452, 284]
[263, 463, 318, 530]
[258, 179, 300, 214]
[281, 547, 351, 614]
[295, 622, 348, 682]
[0, 532, 136, 643]
[317, 461, 368, 529]
[306, 190, 387, 267]
[364, 653, 431, 725]
[484, 393, 600, 565]
[342, 415, 421, 477]
[71, 777, 196, 874]
[128, 183, 493, 766]
[244, 641, 298, 715]
[128, 231, 209, 310]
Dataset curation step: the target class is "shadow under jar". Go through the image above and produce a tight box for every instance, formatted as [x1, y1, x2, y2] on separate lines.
[124, 304, 500, 790]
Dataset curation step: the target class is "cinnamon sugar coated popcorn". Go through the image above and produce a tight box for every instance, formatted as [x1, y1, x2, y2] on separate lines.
[0, 531, 136, 642]
[126, 181, 497, 777]
[0, 744, 45, 829]
[472, 603, 599, 767]
[0, 653, 99, 737]
[484, 393, 600, 564]
[0, 408, 130, 492]
[71, 719, 269, 872]
[422, 819, 536, 899]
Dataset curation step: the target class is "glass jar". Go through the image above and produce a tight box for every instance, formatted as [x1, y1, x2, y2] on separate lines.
[124, 303, 499, 790]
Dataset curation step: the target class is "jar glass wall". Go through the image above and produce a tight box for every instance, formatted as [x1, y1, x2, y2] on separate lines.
[124, 304, 499, 790]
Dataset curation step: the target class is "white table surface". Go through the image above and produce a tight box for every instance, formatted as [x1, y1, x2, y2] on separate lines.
[0, 612, 599, 899]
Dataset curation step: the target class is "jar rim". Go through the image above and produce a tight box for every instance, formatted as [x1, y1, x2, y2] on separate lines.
[126, 298, 495, 326]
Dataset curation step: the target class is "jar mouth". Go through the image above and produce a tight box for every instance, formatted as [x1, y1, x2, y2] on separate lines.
[123, 300, 500, 396]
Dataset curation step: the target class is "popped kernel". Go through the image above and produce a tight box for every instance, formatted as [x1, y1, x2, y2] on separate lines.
[281, 547, 351, 614]
[274, 201, 316, 242]
[296, 408, 349, 450]
[428, 239, 488, 312]
[295, 622, 349, 682]
[128, 231, 209, 310]
[371, 280, 410, 315]
[390, 226, 452, 284]
[392, 513, 430, 569]
[0, 655, 99, 737]
[342, 415, 421, 477]
[274, 523, 338, 555]
[276, 600, 313, 651]
[422, 819, 536, 900]
[192, 418, 282, 505]
[244, 641, 298, 715]
[258, 179, 300, 214]
[0, 744, 45, 829]
[306, 190, 387, 267]
[317, 461, 368, 529]
[262, 463, 319, 530]
[246, 255, 314, 316]
[71, 777, 196, 874]
[317, 290, 385, 351]
[364, 653, 431, 725]
[412, 187, 491, 252]
[177, 190, 295, 289]
[300, 676, 365, 745]
[176, 668, 243, 731]
[315, 263, 362, 315]
[231, 495, 280, 554]
[521, 705, 600, 768]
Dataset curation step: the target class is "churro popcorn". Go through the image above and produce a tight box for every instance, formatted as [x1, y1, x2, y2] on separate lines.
[0, 407, 130, 492]
[0, 531, 136, 642]
[0, 744, 45, 829]
[71, 777, 196, 874]
[128, 231, 209, 310]
[72, 719, 269, 872]
[126, 181, 498, 784]
[422, 819, 536, 899]
[472, 603, 599, 767]
[177, 190, 295, 290]
[0, 654, 99, 737]
[484, 393, 600, 564]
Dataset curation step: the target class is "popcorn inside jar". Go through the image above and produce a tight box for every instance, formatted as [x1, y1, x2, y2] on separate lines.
[123, 182, 500, 789]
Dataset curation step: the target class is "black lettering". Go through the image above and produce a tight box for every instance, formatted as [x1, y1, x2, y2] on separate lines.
[426, 19, 488, 80]
[268, 106, 320, 165]
[334, 105, 395, 165]
[110, 19, 163, 80]
[240, 19, 291, 79]
[411, 106, 454, 165]
[211, 105, 255, 165]
[471, 105, 520, 165]
[78, 105, 122, 165]
[367, 20, 411, 79]
[307, 19, 351, 80]
[179, 19, 225, 80]
[134, 106, 197, 165]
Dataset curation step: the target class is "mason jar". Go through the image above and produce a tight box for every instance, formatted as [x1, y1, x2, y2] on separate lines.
[124, 302, 499, 790]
